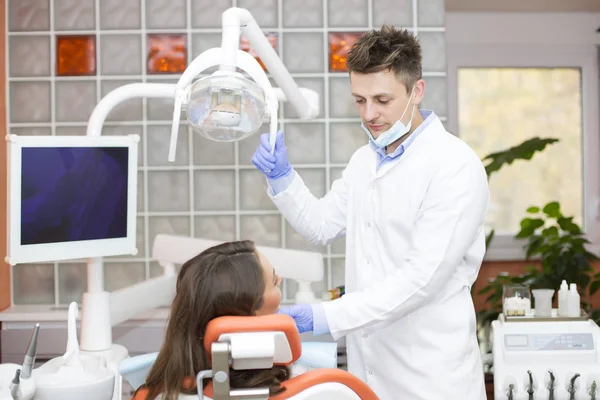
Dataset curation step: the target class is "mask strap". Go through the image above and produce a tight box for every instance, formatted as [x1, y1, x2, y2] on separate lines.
[399, 85, 416, 122]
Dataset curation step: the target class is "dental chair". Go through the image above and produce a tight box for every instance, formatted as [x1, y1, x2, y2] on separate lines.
[129, 314, 378, 400]
[199, 314, 378, 400]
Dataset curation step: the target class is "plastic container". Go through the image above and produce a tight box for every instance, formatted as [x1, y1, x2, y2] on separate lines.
[568, 283, 580, 317]
[558, 280, 569, 317]
[503, 284, 531, 317]
[532, 289, 554, 317]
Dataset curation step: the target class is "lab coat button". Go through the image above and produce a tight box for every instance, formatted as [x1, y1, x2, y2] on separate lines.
[363, 334, 368, 338]
[366, 259, 370, 264]
[368, 371, 373, 375]
[367, 222, 372, 227]
[370, 185, 375, 190]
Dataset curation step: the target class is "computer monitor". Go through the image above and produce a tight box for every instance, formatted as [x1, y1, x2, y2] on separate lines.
[6, 134, 139, 265]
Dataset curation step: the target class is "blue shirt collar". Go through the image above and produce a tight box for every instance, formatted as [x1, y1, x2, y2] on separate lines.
[368, 109, 437, 160]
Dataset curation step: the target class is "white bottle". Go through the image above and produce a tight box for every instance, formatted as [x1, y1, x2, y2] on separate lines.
[567, 283, 580, 318]
[558, 280, 569, 317]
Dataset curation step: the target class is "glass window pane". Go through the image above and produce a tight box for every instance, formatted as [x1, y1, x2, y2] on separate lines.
[457, 68, 583, 234]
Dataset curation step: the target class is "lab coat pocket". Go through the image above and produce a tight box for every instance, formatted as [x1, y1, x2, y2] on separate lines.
[408, 300, 471, 367]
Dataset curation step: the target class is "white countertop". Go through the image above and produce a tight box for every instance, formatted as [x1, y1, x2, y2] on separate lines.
[0, 304, 170, 323]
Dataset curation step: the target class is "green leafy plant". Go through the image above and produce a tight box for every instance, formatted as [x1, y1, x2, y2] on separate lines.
[478, 202, 599, 326]
[481, 137, 560, 247]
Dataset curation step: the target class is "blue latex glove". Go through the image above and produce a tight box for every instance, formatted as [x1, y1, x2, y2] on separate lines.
[277, 304, 314, 333]
[251, 131, 292, 179]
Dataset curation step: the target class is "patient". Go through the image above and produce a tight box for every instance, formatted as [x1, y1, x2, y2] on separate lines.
[134, 240, 288, 400]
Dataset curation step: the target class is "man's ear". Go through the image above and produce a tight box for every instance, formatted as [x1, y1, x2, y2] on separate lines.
[413, 79, 426, 106]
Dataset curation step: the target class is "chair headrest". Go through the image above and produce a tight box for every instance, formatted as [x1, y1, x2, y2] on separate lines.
[204, 314, 303, 367]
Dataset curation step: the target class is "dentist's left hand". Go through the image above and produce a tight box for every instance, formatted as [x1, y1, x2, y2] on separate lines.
[277, 304, 314, 333]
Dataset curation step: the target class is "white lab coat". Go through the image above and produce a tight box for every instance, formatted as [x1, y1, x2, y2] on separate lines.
[268, 116, 490, 400]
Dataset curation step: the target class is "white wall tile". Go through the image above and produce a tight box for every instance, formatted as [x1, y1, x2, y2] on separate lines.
[148, 171, 190, 212]
[329, 77, 360, 118]
[148, 216, 191, 243]
[58, 263, 86, 304]
[9, 36, 50, 77]
[147, 125, 189, 166]
[282, 33, 324, 73]
[193, 134, 235, 165]
[422, 77, 448, 117]
[101, 80, 143, 121]
[194, 216, 236, 241]
[418, 0, 445, 27]
[240, 215, 281, 247]
[191, 0, 233, 29]
[10, 82, 51, 123]
[283, 78, 325, 118]
[194, 171, 235, 210]
[191, 33, 222, 60]
[137, 171, 144, 212]
[282, 0, 323, 28]
[239, 170, 277, 210]
[284, 123, 326, 164]
[104, 262, 145, 291]
[10, 127, 52, 136]
[373, 0, 413, 27]
[12, 264, 55, 305]
[146, 0, 187, 29]
[99, 0, 142, 30]
[237, 123, 267, 166]
[237, 0, 278, 28]
[101, 35, 142, 75]
[55, 0, 95, 30]
[8, 0, 50, 31]
[328, 0, 368, 27]
[330, 122, 368, 163]
[419, 32, 447, 71]
[55, 81, 97, 122]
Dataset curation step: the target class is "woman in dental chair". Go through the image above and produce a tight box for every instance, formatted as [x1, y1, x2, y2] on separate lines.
[133, 240, 295, 400]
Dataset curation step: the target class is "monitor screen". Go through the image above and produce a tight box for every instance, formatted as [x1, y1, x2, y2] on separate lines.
[20, 147, 129, 245]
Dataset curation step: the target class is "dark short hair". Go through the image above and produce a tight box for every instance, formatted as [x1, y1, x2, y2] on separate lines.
[347, 25, 423, 92]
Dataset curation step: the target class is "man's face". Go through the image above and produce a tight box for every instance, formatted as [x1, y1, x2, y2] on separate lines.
[350, 69, 424, 138]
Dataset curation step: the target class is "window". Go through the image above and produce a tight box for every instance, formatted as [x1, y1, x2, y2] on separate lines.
[447, 13, 600, 260]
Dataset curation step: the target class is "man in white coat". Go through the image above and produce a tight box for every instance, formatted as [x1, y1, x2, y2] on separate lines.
[251, 25, 490, 400]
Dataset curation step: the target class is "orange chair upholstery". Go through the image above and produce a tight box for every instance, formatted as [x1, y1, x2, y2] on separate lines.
[201, 314, 379, 400]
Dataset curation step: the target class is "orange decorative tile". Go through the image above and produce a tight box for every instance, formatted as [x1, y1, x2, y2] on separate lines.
[329, 32, 363, 72]
[240, 32, 278, 71]
[56, 35, 96, 76]
[147, 34, 187, 74]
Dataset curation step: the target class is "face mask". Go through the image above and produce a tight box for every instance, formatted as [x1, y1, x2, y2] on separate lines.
[361, 86, 416, 148]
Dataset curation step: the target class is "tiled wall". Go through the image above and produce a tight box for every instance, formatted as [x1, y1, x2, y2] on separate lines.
[7, 0, 447, 306]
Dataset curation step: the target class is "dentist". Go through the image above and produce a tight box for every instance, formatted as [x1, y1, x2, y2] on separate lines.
[252, 25, 489, 400]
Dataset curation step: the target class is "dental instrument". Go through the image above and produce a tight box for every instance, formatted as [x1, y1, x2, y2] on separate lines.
[9, 370, 19, 400]
[492, 309, 600, 399]
[19, 324, 39, 380]
[0, 323, 39, 400]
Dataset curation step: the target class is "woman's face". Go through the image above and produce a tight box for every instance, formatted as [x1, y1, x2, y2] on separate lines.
[255, 251, 282, 315]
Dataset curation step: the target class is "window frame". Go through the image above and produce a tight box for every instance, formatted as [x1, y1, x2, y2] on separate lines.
[446, 12, 600, 261]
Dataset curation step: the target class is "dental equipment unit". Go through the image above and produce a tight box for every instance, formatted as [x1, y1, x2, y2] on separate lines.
[492, 310, 600, 399]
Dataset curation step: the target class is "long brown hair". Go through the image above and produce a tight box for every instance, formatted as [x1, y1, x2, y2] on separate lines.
[137, 240, 290, 400]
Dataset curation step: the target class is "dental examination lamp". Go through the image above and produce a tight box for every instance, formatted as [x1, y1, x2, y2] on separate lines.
[167, 7, 319, 161]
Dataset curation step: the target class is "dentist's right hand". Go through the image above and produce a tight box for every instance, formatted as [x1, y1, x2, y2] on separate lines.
[252, 131, 292, 179]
